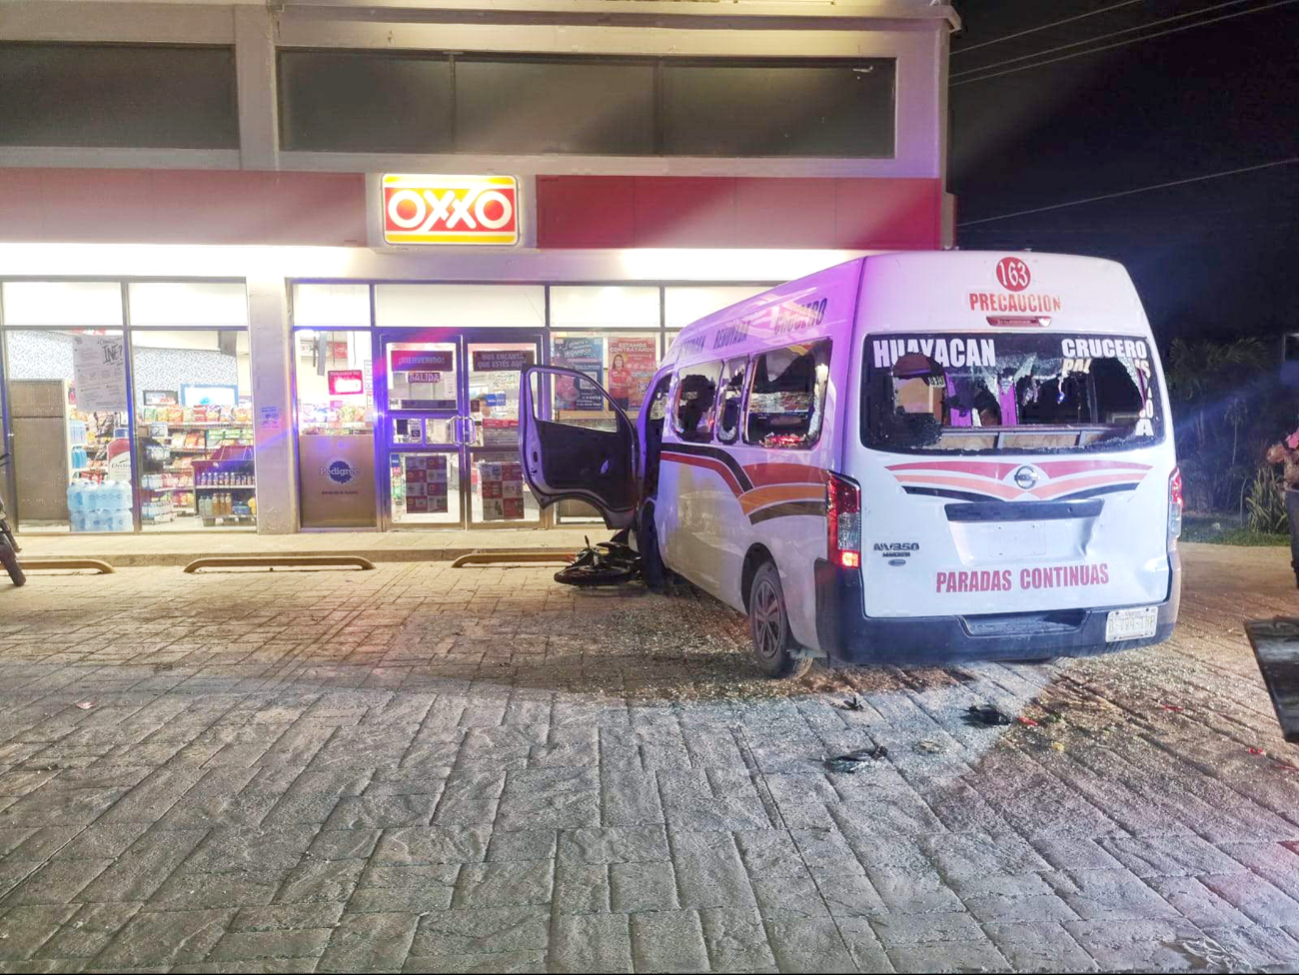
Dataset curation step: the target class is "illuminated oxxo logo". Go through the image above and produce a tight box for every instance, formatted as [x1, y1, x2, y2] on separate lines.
[323, 460, 361, 485]
[382, 175, 519, 245]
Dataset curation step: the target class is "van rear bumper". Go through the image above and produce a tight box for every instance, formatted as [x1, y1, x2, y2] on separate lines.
[813, 550, 1181, 665]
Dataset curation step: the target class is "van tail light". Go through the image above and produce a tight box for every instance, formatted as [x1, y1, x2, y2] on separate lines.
[827, 473, 862, 570]
[1168, 467, 1183, 544]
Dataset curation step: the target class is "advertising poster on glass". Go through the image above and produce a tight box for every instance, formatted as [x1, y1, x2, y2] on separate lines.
[608, 336, 657, 411]
[551, 337, 605, 412]
[478, 459, 525, 521]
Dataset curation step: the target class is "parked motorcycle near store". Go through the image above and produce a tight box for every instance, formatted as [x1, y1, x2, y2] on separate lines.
[0, 454, 25, 586]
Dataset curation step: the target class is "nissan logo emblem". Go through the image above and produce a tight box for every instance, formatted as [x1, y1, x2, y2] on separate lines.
[1014, 466, 1039, 490]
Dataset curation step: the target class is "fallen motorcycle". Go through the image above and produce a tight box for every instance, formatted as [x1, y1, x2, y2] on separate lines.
[554, 533, 640, 587]
[0, 453, 25, 587]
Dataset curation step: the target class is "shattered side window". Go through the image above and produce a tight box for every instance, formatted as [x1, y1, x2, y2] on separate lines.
[744, 341, 832, 449]
[861, 333, 1163, 454]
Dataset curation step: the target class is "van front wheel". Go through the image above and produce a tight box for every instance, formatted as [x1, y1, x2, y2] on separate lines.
[749, 562, 810, 679]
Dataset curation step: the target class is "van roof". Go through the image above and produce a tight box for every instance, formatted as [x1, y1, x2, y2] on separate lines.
[664, 251, 1151, 368]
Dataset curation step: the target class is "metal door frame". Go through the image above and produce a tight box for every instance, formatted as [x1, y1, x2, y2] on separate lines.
[461, 330, 548, 531]
[374, 328, 547, 531]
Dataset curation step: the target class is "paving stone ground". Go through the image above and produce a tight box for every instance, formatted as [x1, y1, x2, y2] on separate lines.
[0, 541, 1295, 973]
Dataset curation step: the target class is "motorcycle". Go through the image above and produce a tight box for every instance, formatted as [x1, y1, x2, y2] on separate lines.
[0, 454, 24, 587]
[553, 532, 640, 587]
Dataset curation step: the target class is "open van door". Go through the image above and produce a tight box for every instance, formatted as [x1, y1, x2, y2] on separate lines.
[519, 366, 638, 529]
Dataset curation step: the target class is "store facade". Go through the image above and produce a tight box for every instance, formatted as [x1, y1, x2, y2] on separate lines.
[0, 0, 959, 536]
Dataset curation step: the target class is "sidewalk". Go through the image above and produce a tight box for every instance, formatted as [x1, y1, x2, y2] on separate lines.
[13, 526, 607, 566]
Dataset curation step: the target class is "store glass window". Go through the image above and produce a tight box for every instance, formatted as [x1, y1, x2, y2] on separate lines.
[295, 330, 378, 529]
[455, 57, 655, 155]
[292, 284, 371, 328]
[375, 285, 545, 329]
[132, 329, 254, 530]
[279, 50, 453, 154]
[0, 42, 238, 150]
[4, 329, 132, 533]
[550, 286, 659, 330]
[2, 281, 123, 327]
[665, 285, 769, 330]
[661, 60, 895, 157]
[128, 282, 248, 327]
[548, 287, 660, 522]
[550, 286, 661, 412]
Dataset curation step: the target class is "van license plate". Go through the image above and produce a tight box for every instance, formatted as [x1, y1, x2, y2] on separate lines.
[1105, 606, 1158, 642]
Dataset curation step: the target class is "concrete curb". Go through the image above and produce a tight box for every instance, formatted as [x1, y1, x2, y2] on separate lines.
[16, 547, 578, 568]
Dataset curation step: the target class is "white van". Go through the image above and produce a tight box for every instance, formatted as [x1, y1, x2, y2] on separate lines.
[521, 252, 1182, 676]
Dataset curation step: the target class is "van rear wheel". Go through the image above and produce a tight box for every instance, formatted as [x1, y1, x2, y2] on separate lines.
[749, 562, 811, 679]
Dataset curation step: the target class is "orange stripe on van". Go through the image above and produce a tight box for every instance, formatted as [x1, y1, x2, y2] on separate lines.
[738, 484, 825, 516]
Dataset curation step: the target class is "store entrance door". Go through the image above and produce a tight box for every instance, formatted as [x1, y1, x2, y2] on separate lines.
[376, 330, 543, 530]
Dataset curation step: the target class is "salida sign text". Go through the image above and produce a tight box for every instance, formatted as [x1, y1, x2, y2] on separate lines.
[383, 175, 519, 246]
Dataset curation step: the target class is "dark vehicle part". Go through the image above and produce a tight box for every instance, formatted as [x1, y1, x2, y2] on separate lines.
[826, 745, 888, 773]
[554, 534, 641, 587]
[0, 454, 23, 587]
[637, 504, 666, 590]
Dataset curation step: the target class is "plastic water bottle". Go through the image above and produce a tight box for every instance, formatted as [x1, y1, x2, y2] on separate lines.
[68, 481, 83, 532]
[119, 482, 133, 530]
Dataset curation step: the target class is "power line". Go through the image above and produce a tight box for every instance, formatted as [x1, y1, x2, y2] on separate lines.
[957, 157, 1299, 227]
[952, 0, 1262, 79]
[951, 0, 1296, 85]
[953, 0, 1145, 55]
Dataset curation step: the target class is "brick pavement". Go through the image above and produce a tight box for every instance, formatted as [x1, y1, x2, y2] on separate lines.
[0, 543, 1294, 972]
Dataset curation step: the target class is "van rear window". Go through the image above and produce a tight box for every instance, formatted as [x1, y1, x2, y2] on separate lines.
[862, 333, 1163, 454]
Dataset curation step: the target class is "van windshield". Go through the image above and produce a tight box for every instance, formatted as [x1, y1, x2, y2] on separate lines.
[862, 332, 1163, 454]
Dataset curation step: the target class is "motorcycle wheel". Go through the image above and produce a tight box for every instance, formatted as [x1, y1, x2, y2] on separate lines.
[0, 535, 25, 587]
[554, 563, 638, 587]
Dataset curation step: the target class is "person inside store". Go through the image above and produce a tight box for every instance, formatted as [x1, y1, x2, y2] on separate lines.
[1266, 425, 1299, 588]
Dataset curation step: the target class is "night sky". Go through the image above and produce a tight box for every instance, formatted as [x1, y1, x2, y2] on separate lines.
[949, 0, 1299, 347]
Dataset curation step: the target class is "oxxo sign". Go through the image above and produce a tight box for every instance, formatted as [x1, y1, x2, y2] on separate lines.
[382, 174, 519, 246]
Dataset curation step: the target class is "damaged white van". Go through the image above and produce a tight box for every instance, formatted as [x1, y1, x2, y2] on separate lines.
[520, 252, 1182, 676]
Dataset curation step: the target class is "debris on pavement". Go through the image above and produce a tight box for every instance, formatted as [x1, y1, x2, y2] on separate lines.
[837, 694, 867, 712]
[1161, 703, 1184, 713]
[826, 745, 888, 772]
[1051, 741, 1066, 753]
[75, 701, 94, 709]
[963, 703, 1012, 727]
[1016, 716, 1039, 727]
[915, 738, 944, 754]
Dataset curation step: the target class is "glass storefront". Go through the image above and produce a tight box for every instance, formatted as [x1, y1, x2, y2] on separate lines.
[288, 281, 770, 531]
[0, 279, 778, 535]
[0, 280, 252, 533]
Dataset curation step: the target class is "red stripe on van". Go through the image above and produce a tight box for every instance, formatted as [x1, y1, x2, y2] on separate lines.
[886, 461, 1020, 481]
[1036, 460, 1152, 478]
[743, 463, 830, 488]
[662, 451, 744, 498]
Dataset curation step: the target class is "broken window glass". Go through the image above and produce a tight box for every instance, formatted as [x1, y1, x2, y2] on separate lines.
[862, 333, 1163, 454]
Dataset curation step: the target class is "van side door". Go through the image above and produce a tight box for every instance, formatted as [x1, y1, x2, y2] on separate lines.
[519, 365, 638, 529]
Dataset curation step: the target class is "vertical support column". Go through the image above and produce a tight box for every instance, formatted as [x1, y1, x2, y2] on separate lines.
[247, 274, 297, 534]
[234, 5, 279, 171]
